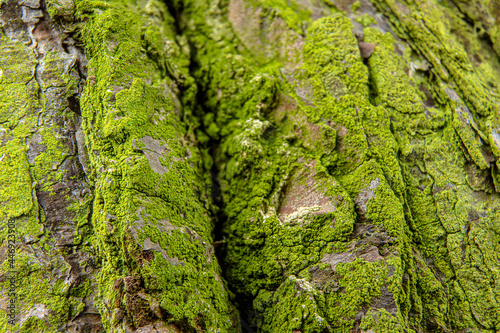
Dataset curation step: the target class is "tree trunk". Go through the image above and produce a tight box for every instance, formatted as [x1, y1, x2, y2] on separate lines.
[2, 0, 500, 332]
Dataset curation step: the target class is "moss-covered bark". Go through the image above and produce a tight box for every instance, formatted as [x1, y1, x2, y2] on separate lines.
[0, 1, 101, 331]
[76, 0, 239, 331]
[3, 0, 500, 332]
[0, 0, 240, 331]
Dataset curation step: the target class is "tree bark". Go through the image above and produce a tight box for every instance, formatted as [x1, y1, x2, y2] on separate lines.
[2, 0, 500, 332]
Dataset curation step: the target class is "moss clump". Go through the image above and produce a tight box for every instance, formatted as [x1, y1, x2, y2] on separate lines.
[5, 0, 500, 331]
[365, 0, 500, 330]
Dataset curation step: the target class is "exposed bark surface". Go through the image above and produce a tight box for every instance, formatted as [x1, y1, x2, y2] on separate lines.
[2, 0, 500, 332]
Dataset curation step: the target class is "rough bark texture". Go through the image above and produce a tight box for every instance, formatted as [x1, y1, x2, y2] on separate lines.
[2, 0, 500, 332]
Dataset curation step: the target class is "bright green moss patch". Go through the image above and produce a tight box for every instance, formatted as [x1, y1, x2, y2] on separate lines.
[355, 13, 376, 27]
[183, 1, 500, 329]
[252, 275, 330, 332]
[0, 137, 33, 219]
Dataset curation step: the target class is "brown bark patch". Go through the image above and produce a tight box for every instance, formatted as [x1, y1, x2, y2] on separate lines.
[358, 42, 376, 58]
[278, 161, 337, 224]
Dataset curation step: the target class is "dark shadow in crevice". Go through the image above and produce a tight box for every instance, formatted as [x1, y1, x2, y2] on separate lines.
[67, 94, 81, 116]
[163, 0, 183, 35]
[189, 66, 256, 332]
[160, 2, 252, 330]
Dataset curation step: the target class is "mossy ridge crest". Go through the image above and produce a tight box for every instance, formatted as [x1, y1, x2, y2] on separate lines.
[75, 0, 240, 331]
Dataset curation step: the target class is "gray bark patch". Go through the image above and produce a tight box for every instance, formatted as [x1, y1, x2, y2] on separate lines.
[278, 162, 337, 224]
[355, 177, 380, 216]
[133, 136, 171, 176]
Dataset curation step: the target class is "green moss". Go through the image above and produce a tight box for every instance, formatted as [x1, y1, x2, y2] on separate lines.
[45, 0, 77, 20]
[370, 0, 500, 123]
[360, 308, 408, 332]
[253, 275, 330, 332]
[3, 0, 500, 330]
[363, 1, 500, 331]
[0, 3, 104, 331]
[0, 137, 33, 219]
[180, 0, 500, 328]
[352, 1, 361, 13]
[251, 0, 312, 33]
[355, 13, 376, 27]
[452, 105, 490, 170]
[74, 0, 240, 330]
[176, 4, 419, 329]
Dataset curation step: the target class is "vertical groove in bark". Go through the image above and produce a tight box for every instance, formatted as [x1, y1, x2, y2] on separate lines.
[75, 0, 240, 331]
